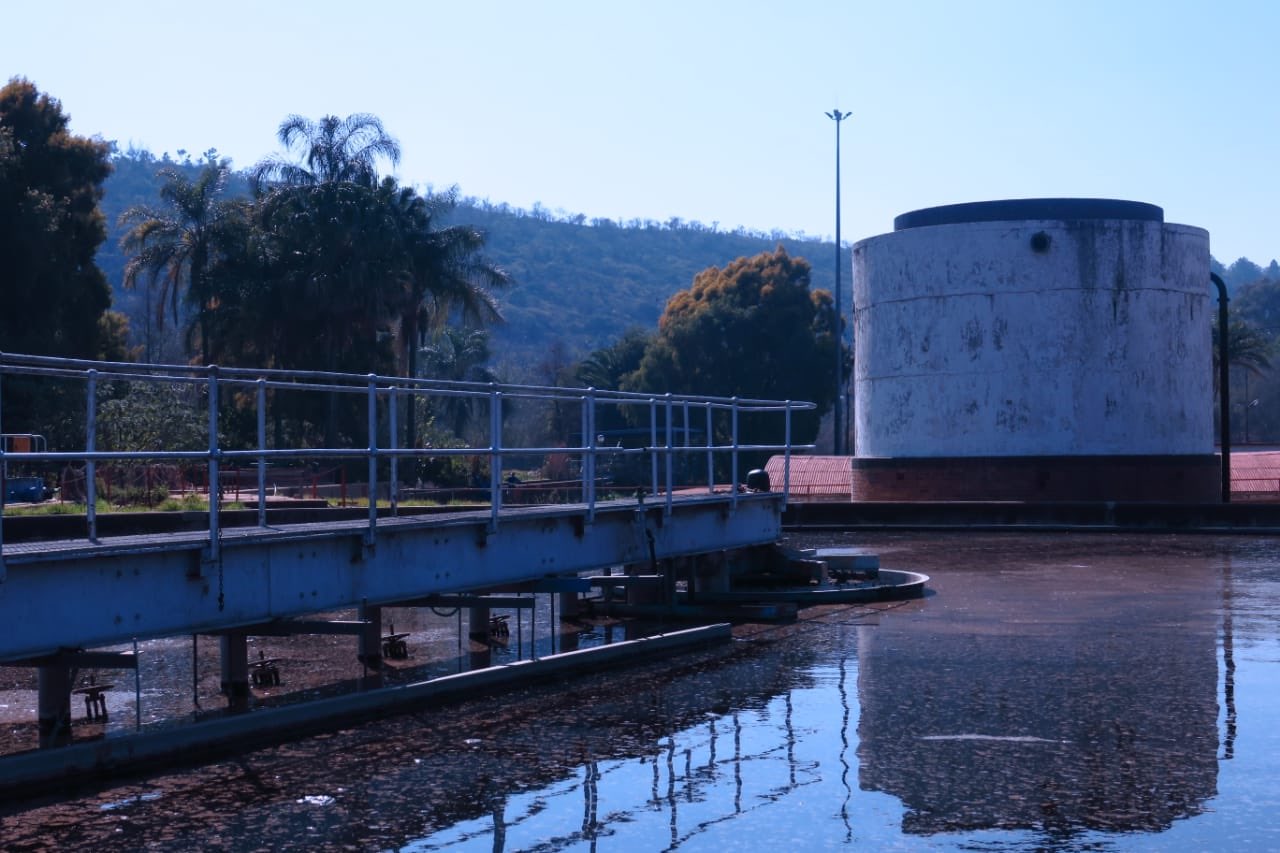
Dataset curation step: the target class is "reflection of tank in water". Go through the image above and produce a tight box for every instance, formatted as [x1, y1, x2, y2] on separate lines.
[855, 537, 1220, 836]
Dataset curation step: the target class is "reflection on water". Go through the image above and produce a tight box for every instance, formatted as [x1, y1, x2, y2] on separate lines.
[4, 532, 1280, 851]
[857, 535, 1220, 838]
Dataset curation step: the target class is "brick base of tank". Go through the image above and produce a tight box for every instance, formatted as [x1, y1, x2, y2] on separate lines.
[850, 455, 1221, 502]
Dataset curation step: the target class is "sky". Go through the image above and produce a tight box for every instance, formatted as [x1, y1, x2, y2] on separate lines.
[5, 0, 1279, 264]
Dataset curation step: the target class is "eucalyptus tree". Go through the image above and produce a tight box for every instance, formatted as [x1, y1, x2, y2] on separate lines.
[1, 77, 125, 449]
[119, 159, 244, 363]
[626, 246, 838, 473]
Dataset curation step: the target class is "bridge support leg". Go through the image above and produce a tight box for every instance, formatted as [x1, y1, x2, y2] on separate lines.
[358, 603, 383, 669]
[358, 603, 384, 689]
[558, 591, 581, 653]
[469, 605, 490, 641]
[696, 551, 731, 596]
[37, 665, 72, 748]
[219, 633, 250, 711]
[626, 563, 661, 606]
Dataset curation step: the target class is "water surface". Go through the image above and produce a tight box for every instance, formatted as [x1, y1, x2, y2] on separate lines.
[3, 531, 1278, 851]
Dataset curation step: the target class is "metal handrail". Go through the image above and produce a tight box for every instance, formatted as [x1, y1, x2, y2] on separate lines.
[0, 352, 817, 580]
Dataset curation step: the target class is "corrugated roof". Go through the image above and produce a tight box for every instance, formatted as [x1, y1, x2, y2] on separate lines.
[1232, 450, 1280, 499]
[765, 455, 851, 499]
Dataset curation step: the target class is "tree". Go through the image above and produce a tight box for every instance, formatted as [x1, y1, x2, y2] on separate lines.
[385, 184, 510, 445]
[251, 113, 400, 191]
[418, 327, 497, 439]
[119, 160, 244, 362]
[626, 247, 838, 472]
[0, 78, 127, 447]
[0, 78, 115, 360]
[1214, 315, 1274, 387]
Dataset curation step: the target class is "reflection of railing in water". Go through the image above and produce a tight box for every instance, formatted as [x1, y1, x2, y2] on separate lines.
[0, 352, 815, 579]
[442, 699, 821, 851]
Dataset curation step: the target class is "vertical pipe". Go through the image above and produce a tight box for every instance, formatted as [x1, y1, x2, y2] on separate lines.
[826, 109, 851, 455]
[1212, 272, 1231, 503]
[86, 369, 98, 542]
[206, 366, 220, 563]
[256, 378, 267, 528]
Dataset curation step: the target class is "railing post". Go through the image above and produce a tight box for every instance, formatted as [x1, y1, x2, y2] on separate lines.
[389, 386, 399, 517]
[206, 365, 220, 566]
[731, 397, 740, 510]
[366, 374, 378, 544]
[86, 369, 98, 542]
[783, 400, 793, 510]
[664, 393, 674, 517]
[705, 403, 714, 494]
[256, 378, 267, 528]
[649, 398, 658, 499]
[583, 389, 596, 522]
[0, 367, 5, 582]
[489, 387, 503, 532]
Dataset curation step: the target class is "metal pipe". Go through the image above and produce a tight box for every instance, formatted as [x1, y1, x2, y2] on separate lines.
[1212, 272, 1231, 503]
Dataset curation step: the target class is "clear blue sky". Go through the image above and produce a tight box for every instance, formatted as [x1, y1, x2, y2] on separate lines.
[5, 0, 1278, 264]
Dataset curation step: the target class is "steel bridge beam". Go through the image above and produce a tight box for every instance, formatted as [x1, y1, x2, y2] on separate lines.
[0, 495, 781, 663]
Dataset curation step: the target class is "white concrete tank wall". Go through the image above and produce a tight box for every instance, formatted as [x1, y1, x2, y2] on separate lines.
[852, 200, 1212, 458]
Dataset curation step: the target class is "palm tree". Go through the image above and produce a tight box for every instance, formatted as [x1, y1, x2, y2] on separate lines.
[386, 184, 511, 445]
[418, 327, 498, 439]
[251, 113, 400, 191]
[120, 160, 242, 362]
[1213, 315, 1275, 392]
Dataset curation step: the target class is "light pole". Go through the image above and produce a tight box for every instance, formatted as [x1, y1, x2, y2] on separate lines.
[826, 109, 851, 455]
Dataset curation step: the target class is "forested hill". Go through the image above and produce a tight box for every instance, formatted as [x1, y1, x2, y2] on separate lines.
[96, 153, 1270, 377]
[93, 152, 848, 376]
[431, 200, 848, 373]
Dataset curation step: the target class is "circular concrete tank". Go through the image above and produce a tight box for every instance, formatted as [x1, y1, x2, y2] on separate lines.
[851, 198, 1217, 501]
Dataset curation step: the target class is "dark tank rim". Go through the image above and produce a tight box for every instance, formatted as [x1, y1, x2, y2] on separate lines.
[894, 198, 1163, 231]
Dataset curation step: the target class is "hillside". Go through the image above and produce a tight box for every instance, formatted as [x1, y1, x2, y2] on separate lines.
[445, 201, 849, 373]
[95, 157, 1269, 378]
[92, 154, 849, 374]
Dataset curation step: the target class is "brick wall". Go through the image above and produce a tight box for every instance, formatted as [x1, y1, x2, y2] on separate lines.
[850, 455, 1221, 502]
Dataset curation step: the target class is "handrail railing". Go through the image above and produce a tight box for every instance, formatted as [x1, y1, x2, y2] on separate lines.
[0, 351, 817, 581]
